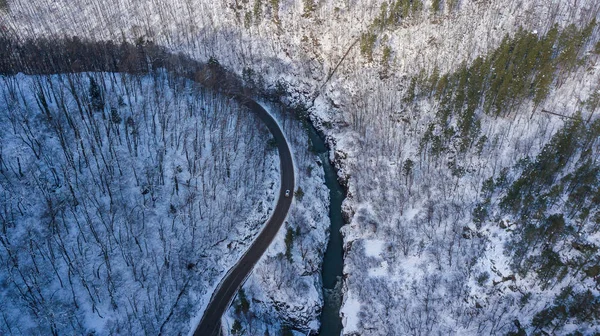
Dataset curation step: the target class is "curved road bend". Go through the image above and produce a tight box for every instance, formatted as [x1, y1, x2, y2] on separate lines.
[193, 98, 295, 336]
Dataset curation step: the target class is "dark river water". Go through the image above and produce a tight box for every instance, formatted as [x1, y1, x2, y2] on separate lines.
[305, 123, 345, 336]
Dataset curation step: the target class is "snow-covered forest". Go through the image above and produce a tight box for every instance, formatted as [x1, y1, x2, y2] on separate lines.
[0, 72, 279, 334]
[2, 0, 600, 335]
[333, 24, 600, 334]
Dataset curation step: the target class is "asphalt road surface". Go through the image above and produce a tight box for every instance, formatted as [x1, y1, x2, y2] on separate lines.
[193, 97, 295, 336]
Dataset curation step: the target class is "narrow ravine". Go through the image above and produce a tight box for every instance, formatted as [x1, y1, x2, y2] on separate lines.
[305, 123, 346, 336]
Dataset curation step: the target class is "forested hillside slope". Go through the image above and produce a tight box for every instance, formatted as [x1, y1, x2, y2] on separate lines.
[0, 40, 331, 336]
[0, 72, 279, 334]
[1, 0, 600, 335]
[330, 23, 600, 335]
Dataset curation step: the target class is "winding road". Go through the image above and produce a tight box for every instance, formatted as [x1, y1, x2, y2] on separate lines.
[193, 98, 295, 336]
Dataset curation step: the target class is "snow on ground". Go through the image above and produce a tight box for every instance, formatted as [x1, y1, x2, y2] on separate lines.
[340, 289, 361, 334]
[363, 239, 385, 258]
[2, 0, 600, 335]
[326, 35, 600, 336]
[0, 72, 278, 335]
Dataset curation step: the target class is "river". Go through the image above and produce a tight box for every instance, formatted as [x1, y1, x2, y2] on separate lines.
[305, 123, 345, 336]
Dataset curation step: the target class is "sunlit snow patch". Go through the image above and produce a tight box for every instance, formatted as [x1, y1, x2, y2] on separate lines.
[340, 290, 361, 333]
[363, 239, 385, 257]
